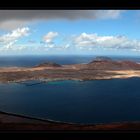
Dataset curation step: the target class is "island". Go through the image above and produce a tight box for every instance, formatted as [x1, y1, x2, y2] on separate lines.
[0, 57, 140, 83]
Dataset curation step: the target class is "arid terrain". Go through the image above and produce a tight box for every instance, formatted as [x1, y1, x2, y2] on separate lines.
[0, 57, 140, 83]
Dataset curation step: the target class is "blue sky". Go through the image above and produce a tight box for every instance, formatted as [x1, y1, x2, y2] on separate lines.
[0, 10, 140, 56]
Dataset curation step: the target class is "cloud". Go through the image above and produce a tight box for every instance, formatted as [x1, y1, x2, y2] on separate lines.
[39, 32, 71, 52]
[0, 10, 124, 30]
[0, 20, 29, 31]
[43, 32, 58, 43]
[2, 29, 140, 55]
[42, 32, 59, 51]
[74, 33, 140, 51]
[0, 27, 30, 50]
[0, 27, 29, 43]
[97, 10, 123, 19]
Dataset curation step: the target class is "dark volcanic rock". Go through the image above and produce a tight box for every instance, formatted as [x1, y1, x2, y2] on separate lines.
[35, 61, 61, 67]
[87, 57, 140, 70]
[95, 56, 112, 61]
[89, 56, 112, 63]
[117, 60, 140, 69]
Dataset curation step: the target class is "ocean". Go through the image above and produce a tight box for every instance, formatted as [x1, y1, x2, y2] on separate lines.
[0, 55, 140, 124]
[0, 55, 140, 67]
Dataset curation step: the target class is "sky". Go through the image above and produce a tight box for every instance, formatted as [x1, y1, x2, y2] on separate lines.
[0, 10, 140, 56]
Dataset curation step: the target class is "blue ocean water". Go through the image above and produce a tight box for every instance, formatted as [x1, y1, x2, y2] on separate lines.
[0, 55, 140, 124]
[0, 55, 140, 67]
[0, 78, 140, 124]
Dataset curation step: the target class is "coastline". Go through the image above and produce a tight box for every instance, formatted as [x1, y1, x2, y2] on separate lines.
[0, 70, 140, 84]
[0, 65, 140, 83]
[0, 110, 140, 130]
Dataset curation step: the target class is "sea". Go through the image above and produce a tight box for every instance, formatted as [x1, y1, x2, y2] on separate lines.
[0, 55, 140, 124]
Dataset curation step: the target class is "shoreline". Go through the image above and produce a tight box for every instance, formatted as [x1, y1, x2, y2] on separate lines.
[0, 70, 140, 84]
[0, 110, 140, 130]
[0, 68, 140, 84]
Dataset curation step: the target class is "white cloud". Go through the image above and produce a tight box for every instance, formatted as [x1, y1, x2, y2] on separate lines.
[0, 27, 30, 51]
[39, 33, 71, 52]
[43, 32, 58, 43]
[0, 27, 29, 43]
[64, 44, 70, 49]
[2, 29, 140, 55]
[74, 33, 140, 51]
[41, 31, 71, 53]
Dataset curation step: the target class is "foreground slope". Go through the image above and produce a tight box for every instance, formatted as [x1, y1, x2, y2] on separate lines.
[0, 111, 140, 130]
